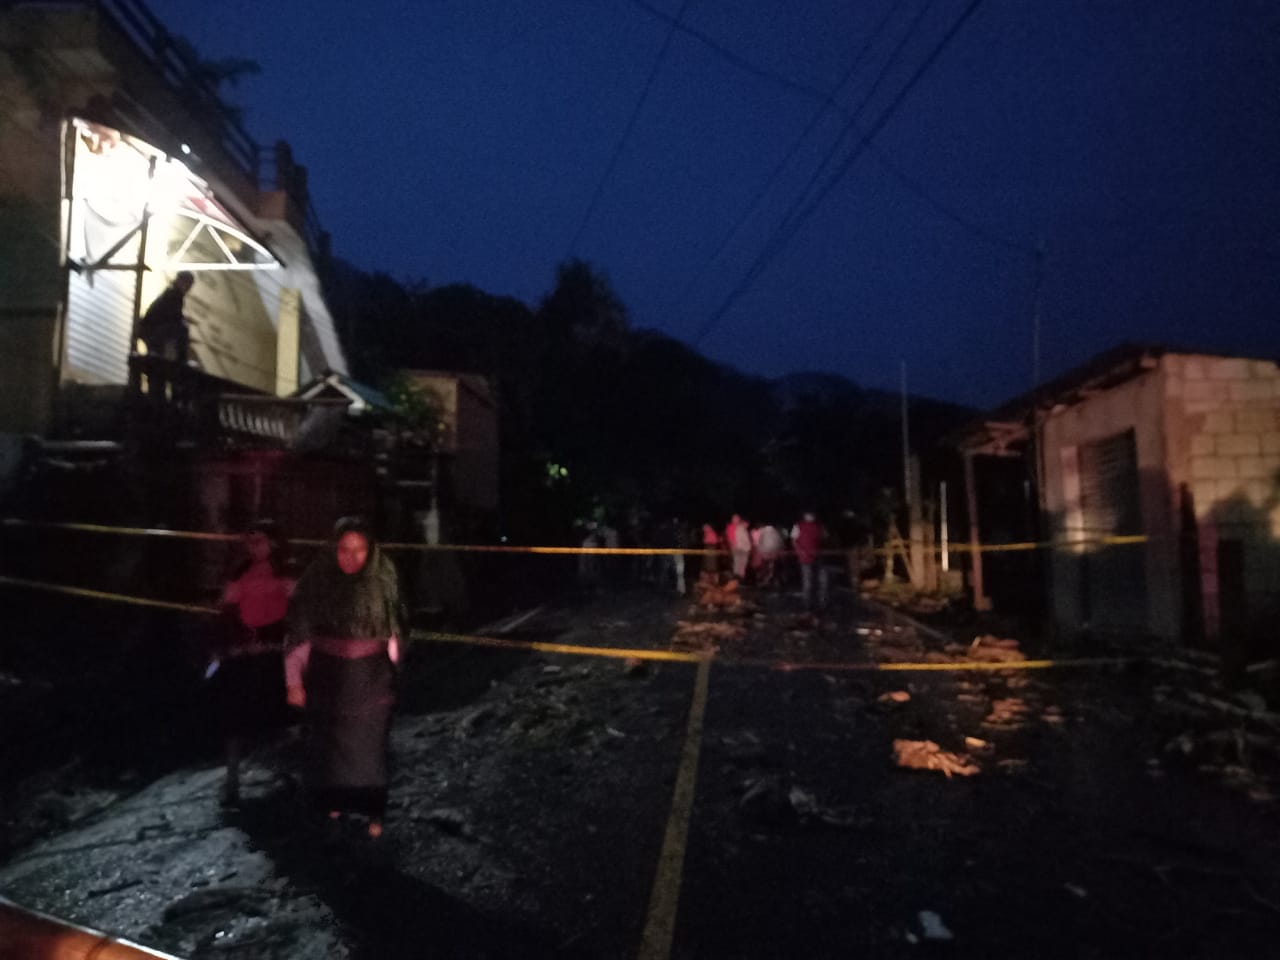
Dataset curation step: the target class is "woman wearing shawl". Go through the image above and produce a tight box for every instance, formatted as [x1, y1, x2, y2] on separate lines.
[286, 517, 405, 838]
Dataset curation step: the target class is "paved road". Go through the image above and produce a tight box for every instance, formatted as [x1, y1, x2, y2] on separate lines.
[2, 585, 1278, 958]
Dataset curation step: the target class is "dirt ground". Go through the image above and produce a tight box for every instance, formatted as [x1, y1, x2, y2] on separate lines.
[2, 581, 1279, 958]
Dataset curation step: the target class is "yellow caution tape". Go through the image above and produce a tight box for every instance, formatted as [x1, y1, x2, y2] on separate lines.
[734, 656, 1132, 673]
[2, 517, 1148, 556]
[0, 574, 219, 616]
[0, 574, 1136, 674]
[413, 629, 706, 664]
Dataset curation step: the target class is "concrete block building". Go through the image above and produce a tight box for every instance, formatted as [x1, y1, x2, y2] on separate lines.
[954, 345, 1280, 656]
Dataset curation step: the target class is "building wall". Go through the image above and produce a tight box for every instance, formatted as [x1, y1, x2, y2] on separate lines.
[1041, 367, 1180, 642]
[454, 375, 499, 512]
[0, 54, 66, 433]
[0, 2, 347, 437]
[403, 371, 500, 515]
[1161, 355, 1280, 650]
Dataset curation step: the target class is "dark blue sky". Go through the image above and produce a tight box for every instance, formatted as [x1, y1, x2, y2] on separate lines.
[148, 0, 1279, 408]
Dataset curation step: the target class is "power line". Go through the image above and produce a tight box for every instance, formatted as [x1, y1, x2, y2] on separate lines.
[693, 0, 989, 347]
[673, 0, 905, 303]
[690, 0, 940, 344]
[745, 0, 940, 266]
[624, 0, 837, 106]
[626, 0, 1034, 284]
[566, 0, 694, 258]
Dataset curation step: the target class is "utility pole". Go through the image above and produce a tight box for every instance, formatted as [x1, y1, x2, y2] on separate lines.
[1031, 240, 1046, 386]
[940, 480, 949, 573]
[900, 360, 910, 501]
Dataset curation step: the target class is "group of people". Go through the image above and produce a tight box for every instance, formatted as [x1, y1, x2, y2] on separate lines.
[701, 512, 831, 606]
[209, 516, 404, 838]
[574, 511, 854, 609]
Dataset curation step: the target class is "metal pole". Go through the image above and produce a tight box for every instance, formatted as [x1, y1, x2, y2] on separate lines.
[130, 155, 158, 342]
[940, 480, 949, 572]
[1031, 241, 1045, 386]
[900, 360, 910, 503]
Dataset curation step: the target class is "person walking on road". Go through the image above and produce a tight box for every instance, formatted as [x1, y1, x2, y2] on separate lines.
[286, 517, 405, 839]
[755, 522, 784, 588]
[791, 512, 825, 609]
[699, 523, 723, 581]
[726, 514, 752, 581]
[210, 520, 295, 807]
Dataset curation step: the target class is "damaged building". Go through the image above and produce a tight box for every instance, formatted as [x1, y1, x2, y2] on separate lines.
[954, 344, 1280, 660]
[0, 0, 500, 602]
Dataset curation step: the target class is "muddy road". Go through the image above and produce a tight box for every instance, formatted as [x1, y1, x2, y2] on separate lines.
[2, 584, 1278, 958]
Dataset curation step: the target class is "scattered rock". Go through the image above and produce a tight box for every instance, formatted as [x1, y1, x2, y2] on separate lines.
[415, 807, 472, 837]
[917, 909, 953, 940]
[457, 706, 494, 738]
[739, 776, 791, 826]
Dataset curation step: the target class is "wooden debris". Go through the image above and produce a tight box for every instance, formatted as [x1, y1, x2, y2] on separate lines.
[967, 635, 1026, 663]
[892, 739, 980, 777]
[673, 621, 746, 642]
[982, 698, 1031, 728]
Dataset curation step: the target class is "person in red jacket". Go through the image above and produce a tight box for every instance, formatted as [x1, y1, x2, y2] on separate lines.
[790, 512, 826, 610]
[211, 520, 296, 806]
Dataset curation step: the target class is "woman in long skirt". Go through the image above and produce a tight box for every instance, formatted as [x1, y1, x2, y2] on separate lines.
[286, 517, 405, 838]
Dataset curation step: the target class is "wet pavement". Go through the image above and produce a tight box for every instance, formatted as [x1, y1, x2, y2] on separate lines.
[2, 584, 1279, 958]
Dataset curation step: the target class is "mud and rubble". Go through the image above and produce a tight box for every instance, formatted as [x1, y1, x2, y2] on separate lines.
[3, 584, 1279, 958]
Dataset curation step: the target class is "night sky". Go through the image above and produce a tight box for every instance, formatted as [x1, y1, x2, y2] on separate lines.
[146, 0, 1279, 408]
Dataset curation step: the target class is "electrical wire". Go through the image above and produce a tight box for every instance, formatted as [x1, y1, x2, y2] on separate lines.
[566, 0, 695, 257]
[693, 0, 989, 347]
[674, 0, 904, 303]
[755, 0, 940, 271]
[628, 0, 1036, 276]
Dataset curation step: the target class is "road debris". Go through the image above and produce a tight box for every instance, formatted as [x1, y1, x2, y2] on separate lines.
[983, 698, 1031, 728]
[672, 620, 746, 650]
[967, 634, 1026, 663]
[917, 909, 953, 940]
[892, 739, 980, 777]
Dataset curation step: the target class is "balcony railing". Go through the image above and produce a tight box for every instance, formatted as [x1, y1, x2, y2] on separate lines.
[126, 355, 350, 449]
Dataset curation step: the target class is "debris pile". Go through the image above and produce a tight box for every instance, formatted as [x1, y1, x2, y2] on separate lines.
[869, 626, 926, 663]
[738, 775, 859, 828]
[892, 739, 980, 777]
[983, 697, 1032, 729]
[671, 620, 746, 652]
[965, 635, 1026, 663]
[1153, 681, 1279, 802]
[694, 576, 757, 615]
